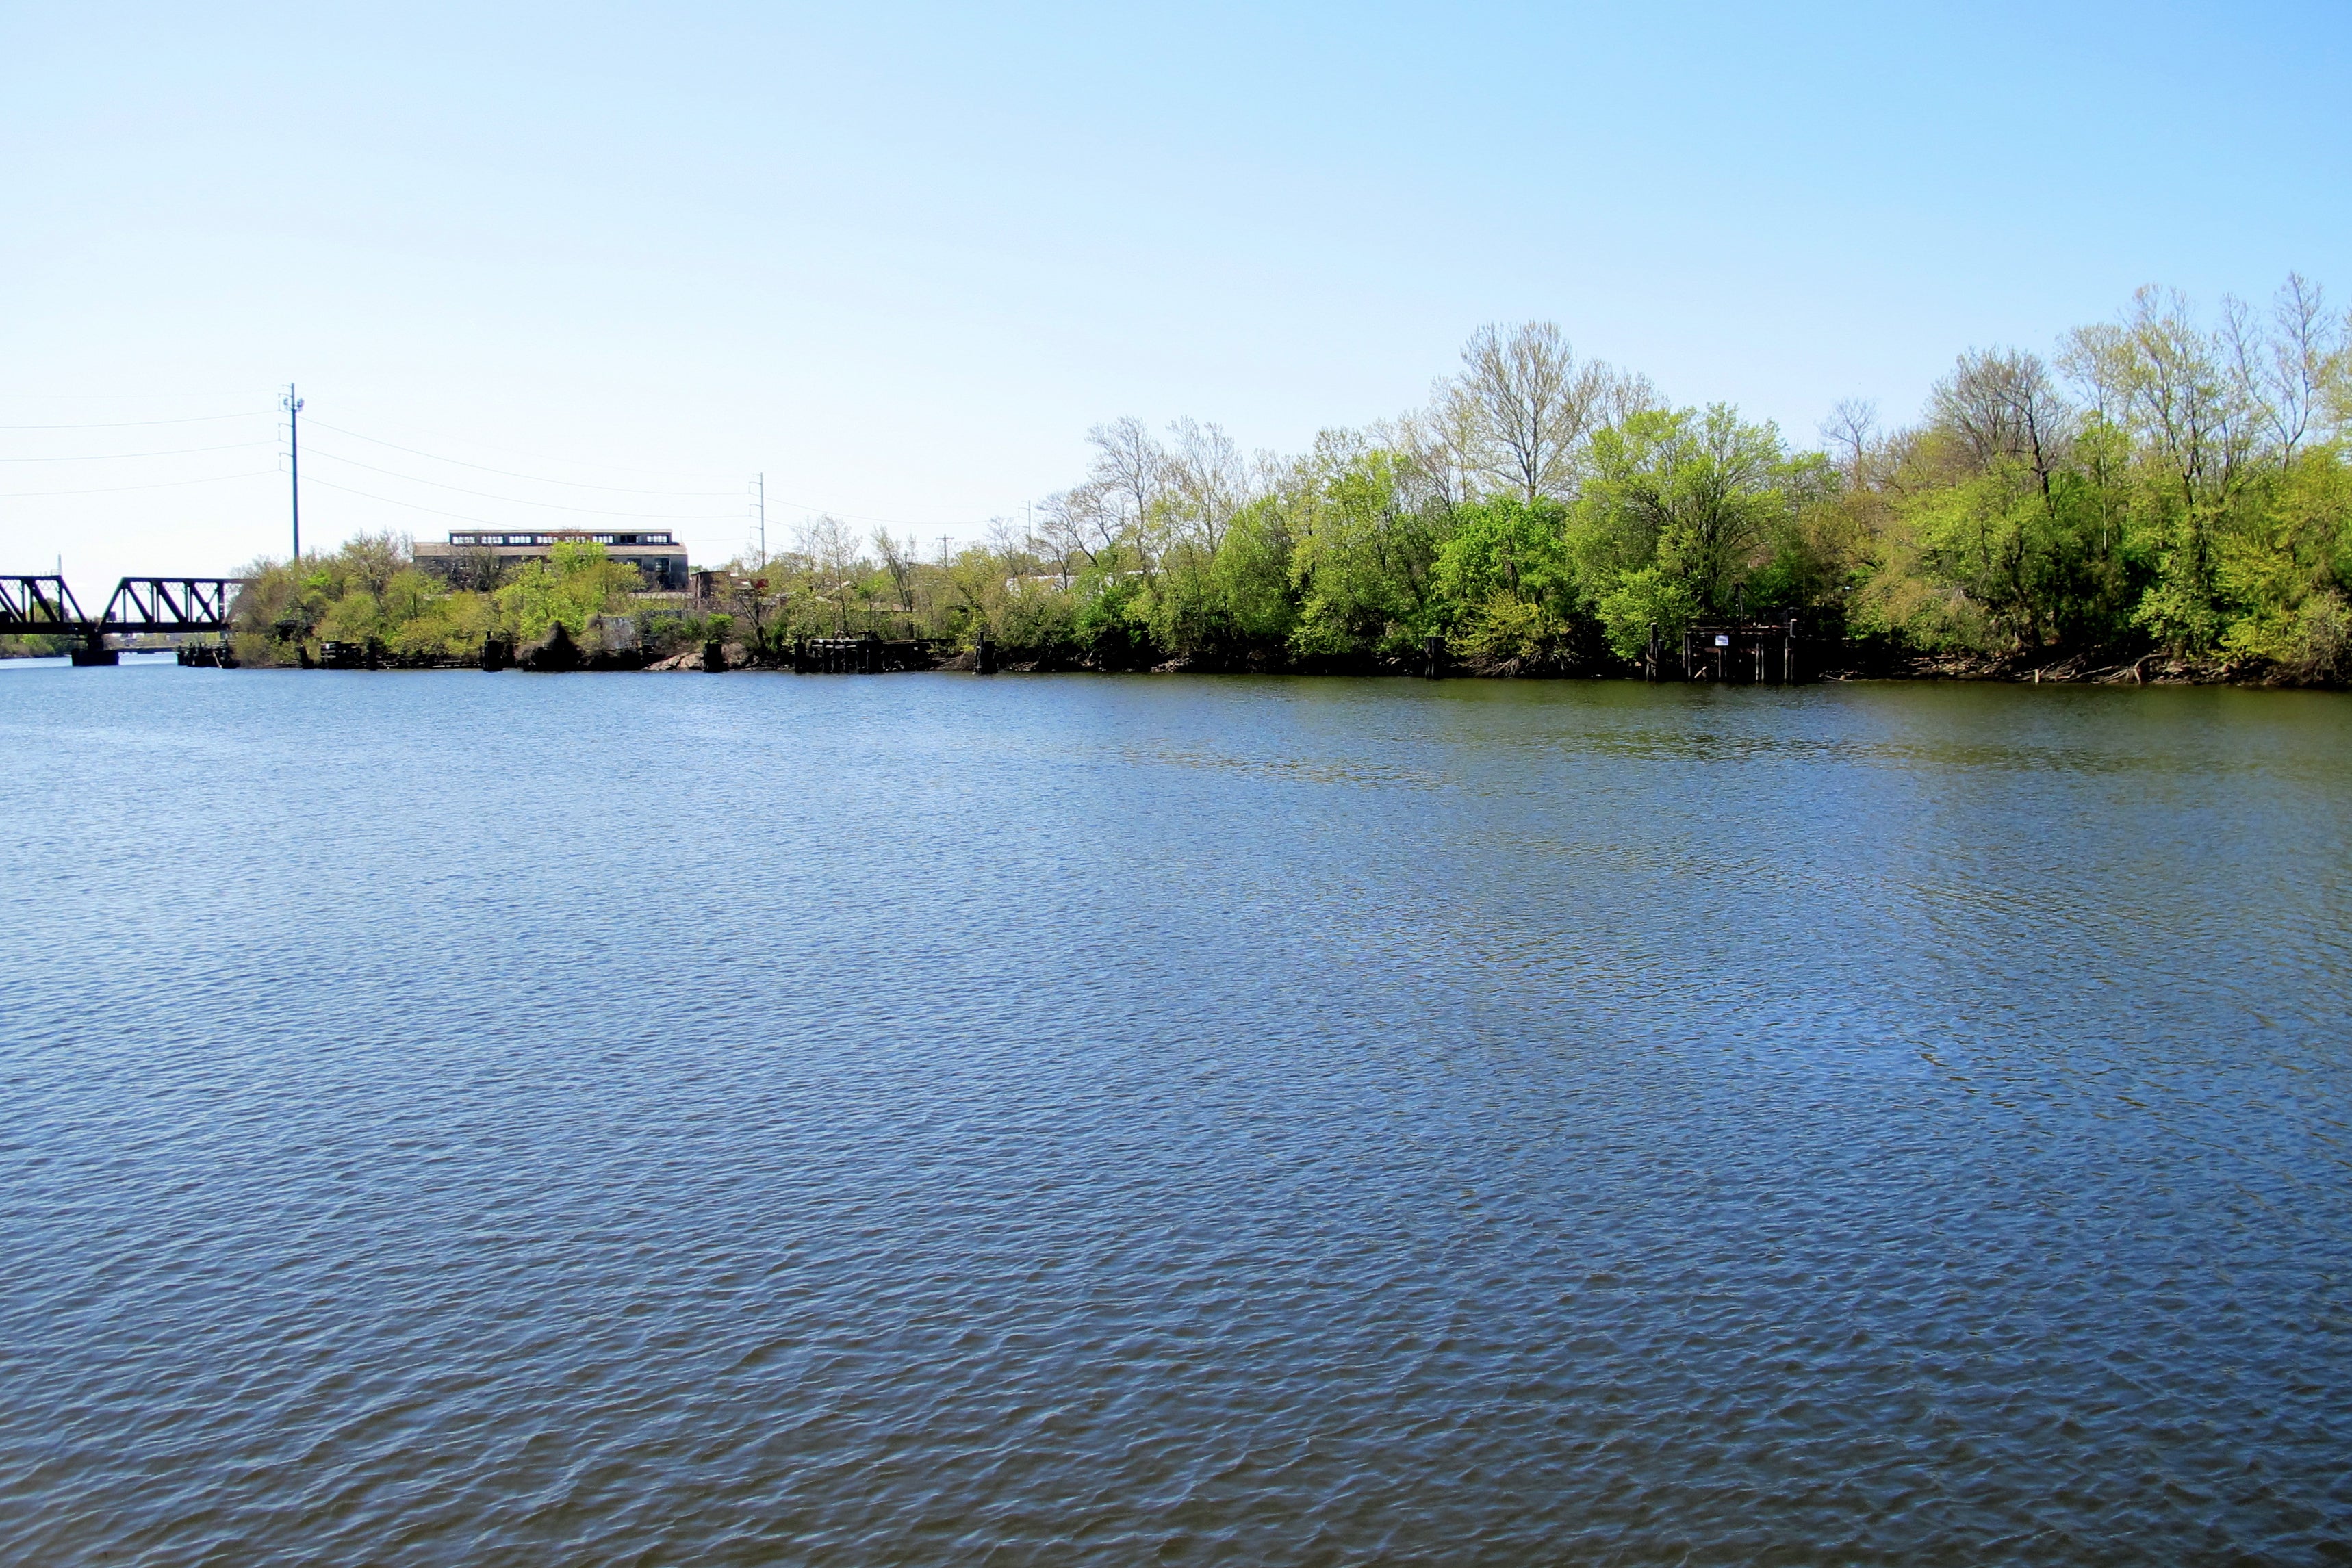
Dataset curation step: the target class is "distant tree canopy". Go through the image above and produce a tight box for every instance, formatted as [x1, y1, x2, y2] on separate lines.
[229, 535, 639, 665]
[239, 278, 2352, 680]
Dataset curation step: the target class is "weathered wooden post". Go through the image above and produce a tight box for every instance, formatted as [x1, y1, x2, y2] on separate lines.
[862, 632, 882, 674]
[1422, 633, 1442, 679]
[791, 637, 808, 674]
[975, 630, 996, 675]
[1785, 611, 1798, 684]
[702, 639, 726, 673]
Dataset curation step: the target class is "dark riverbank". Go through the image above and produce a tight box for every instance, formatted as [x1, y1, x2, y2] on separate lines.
[25, 635, 2319, 687]
[643, 637, 2334, 689]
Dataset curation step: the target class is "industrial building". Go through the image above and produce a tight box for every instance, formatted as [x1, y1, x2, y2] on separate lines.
[412, 529, 691, 591]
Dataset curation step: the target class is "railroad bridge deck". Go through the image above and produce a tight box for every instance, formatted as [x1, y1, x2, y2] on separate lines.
[1, 575, 246, 665]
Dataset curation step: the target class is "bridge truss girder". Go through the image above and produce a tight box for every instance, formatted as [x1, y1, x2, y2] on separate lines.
[0, 576, 89, 637]
[1, 574, 247, 645]
[100, 577, 245, 634]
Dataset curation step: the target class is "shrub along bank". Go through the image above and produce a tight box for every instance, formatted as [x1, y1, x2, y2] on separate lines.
[231, 279, 2352, 686]
[227, 537, 724, 668]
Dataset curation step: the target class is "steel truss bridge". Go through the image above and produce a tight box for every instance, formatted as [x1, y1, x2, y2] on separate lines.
[1, 575, 246, 663]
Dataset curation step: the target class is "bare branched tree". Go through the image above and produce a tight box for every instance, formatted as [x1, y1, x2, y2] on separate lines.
[1929, 349, 2073, 494]
[1594, 367, 1663, 430]
[1820, 397, 1880, 485]
[873, 530, 917, 613]
[1451, 322, 1586, 502]
[1442, 322, 1639, 503]
[1383, 395, 1481, 511]
[1087, 417, 1163, 530]
[793, 513, 859, 633]
[1036, 483, 1122, 576]
[1161, 417, 1250, 554]
[2079, 287, 2262, 500]
[2263, 273, 2341, 458]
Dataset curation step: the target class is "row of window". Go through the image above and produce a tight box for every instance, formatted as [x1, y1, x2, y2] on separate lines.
[443, 532, 680, 548]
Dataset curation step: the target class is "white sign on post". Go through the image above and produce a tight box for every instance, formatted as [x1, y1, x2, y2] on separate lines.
[1714, 634, 1730, 647]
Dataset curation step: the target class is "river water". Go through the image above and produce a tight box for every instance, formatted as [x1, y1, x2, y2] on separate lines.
[3, 665, 2348, 1565]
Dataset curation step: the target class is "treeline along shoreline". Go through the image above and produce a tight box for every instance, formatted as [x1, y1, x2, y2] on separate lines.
[23, 277, 2349, 687]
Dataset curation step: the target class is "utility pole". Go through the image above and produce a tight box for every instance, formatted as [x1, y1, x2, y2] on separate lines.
[754, 472, 767, 567]
[281, 383, 304, 562]
[936, 534, 951, 567]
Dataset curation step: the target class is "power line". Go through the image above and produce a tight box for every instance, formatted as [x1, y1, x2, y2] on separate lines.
[779, 506, 999, 528]
[379, 428, 741, 480]
[302, 445, 745, 519]
[298, 474, 740, 540]
[305, 420, 744, 496]
[0, 399, 1004, 533]
[0, 469, 278, 498]
[298, 474, 580, 530]
[0, 411, 268, 431]
[0, 440, 275, 463]
[307, 416, 997, 527]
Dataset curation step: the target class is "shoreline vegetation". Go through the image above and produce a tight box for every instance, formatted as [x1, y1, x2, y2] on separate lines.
[17, 280, 2350, 687]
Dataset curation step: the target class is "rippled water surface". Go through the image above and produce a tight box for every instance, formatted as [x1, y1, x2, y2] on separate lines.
[3, 666, 2349, 1565]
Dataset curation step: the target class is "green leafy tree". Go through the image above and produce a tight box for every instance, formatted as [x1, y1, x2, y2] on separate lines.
[1286, 441, 1453, 659]
[1572, 404, 1797, 620]
[2216, 447, 2352, 675]
[1592, 566, 1700, 660]
[1431, 497, 1574, 658]
[496, 539, 642, 643]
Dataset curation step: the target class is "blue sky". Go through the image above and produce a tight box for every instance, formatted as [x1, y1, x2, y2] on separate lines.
[3, 1, 2347, 584]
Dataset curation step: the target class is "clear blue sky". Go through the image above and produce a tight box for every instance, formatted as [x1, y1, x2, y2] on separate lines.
[4, 1, 2347, 585]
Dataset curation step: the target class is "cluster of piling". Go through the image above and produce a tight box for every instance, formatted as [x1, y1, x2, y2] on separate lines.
[781, 634, 940, 673]
[1644, 616, 1805, 684]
